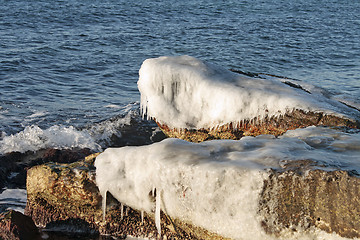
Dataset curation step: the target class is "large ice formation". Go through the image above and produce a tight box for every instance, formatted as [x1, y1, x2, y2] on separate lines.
[138, 55, 357, 129]
[95, 127, 360, 239]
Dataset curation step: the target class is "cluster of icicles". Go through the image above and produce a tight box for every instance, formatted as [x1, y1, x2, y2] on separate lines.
[101, 187, 162, 237]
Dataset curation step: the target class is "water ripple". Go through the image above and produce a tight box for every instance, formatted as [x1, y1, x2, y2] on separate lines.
[0, 0, 359, 135]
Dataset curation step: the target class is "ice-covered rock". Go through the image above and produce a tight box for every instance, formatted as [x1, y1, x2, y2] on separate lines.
[25, 157, 222, 239]
[95, 127, 360, 239]
[138, 56, 359, 142]
[25, 127, 360, 239]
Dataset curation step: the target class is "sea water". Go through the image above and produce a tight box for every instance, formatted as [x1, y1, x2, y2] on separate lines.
[1, 0, 359, 153]
[1, 0, 360, 239]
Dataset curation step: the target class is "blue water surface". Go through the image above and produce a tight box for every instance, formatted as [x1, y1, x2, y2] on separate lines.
[1, 0, 359, 136]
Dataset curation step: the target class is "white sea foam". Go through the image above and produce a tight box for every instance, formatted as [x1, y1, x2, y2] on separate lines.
[0, 125, 101, 154]
[0, 105, 144, 154]
[24, 110, 48, 122]
[95, 127, 360, 240]
[138, 56, 358, 129]
[0, 131, 6, 140]
[86, 108, 136, 146]
[105, 104, 122, 109]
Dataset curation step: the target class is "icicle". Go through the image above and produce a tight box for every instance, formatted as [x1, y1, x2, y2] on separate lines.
[141, 210, 144, 224]
[101, 190, 107, 222]
[155, 189, 161, 237]
[120, 203, 124, 220]
[125, 206, 129, 216]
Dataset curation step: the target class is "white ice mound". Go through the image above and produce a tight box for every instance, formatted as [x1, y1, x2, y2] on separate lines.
[138, 55, 357, 129]
[95, 127, 360, 239]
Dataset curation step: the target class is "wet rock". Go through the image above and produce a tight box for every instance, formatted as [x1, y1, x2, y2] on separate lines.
[0, 148, 93, 190]
[40, 148, 93, 164]
[0, 210, 40, 240]
[25, 160, 228, 239]
[108, 114, 166, 147]
[25, 161, 101, 230]
[259, 166, 360, 238]
[0, 152, 19, 190]
[156, 109, 359, 142]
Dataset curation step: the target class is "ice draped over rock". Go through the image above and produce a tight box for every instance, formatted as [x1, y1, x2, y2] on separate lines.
[95, 127, 360, 239]
[93, 56, 360, 239]
[24, 56, 360, 239]
[138, 55, 358, 130]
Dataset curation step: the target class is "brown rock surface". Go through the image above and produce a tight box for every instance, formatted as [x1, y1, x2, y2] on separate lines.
[25, 160, 101, 232]
[156, 109, 359, 142]
[259, 162, 360, 238]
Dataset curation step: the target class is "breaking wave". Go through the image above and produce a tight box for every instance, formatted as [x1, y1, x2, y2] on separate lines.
[0, 105, 162, 155]
[0, 125, 101, 154]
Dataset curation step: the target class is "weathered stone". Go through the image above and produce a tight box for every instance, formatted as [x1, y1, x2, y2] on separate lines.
[259, 165, 360, 238]
[25, 161, 227, 239]
[156, 109, 359, 142]
[0, 148, 93, 190]
[0, 210, 40, 240]
[25, 161, 101, 230]
[25, 156, 360, 239]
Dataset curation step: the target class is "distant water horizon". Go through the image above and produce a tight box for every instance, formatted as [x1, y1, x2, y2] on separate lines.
[1, 0, 359, 153]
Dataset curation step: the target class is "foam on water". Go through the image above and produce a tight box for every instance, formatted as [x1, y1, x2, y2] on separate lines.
[95, 126, 360, 239]
[85, 110, 132, 146]
[0, 125, 101, 154]
[0, 112, 128, 155]
[24, 110, 48, 122]
[0, 104, 155, 155]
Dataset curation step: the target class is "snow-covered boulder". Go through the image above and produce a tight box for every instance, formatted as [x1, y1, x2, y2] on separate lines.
[95, 127, 360, 239]
[25, 156, 226, 239]
[24, 127, 360, 239]
[138, 56, 359, 141]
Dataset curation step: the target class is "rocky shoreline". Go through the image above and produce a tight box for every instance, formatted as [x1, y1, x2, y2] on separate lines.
[0, 148, 93, 239]
[0, 149, 229, 239]
[1, 146, 360, 239]
[1, 59, 360, 239]
[1, 113, 360, 239]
